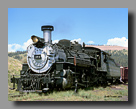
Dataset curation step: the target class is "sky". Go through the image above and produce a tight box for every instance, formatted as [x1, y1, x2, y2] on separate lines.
[8, 8, 128, 52]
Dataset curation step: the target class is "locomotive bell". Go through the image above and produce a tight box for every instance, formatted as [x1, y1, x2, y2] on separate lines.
[41, 25, 54, 43]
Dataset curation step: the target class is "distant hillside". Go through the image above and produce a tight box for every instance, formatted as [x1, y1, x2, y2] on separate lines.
[85, 45, 128, 51]
[85, 45, 128, 67]
[106, 49, 128, 67]
[8, 51, 27, 63]
[8, 48, 128, 68]
[8, 56, 22, 75]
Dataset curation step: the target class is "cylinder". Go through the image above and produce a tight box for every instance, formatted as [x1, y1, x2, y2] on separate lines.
[41, 25, 54, 43]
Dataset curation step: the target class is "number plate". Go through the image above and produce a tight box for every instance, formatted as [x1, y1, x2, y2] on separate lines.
[34, 55, 41, 59]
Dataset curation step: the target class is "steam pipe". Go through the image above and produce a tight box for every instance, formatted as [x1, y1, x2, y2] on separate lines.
[41, 25, 54, 43]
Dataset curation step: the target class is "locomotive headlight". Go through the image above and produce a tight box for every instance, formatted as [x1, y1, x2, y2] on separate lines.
[33, 37, 38, 42]
[31, 35, 38, 43]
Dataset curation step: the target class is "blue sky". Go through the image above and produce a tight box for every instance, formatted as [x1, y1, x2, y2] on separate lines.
[8, 8, 128, 52]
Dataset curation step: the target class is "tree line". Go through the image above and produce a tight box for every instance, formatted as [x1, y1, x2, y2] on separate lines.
[105, 49, 128, 67]
[8, 49, 128, 67]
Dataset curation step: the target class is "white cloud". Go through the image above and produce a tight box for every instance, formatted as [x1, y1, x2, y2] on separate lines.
[8, 39, 33, 52]
[22, 39, 33, 50]
[52, 40, 59, 44]
[87, 41, 94, 44]
[8, 38, 96, 52]
[71, 38, 82, 44]
[8, 39, 61, 52]
[107, 37, 128, 47]
[8, 44, 22, 52]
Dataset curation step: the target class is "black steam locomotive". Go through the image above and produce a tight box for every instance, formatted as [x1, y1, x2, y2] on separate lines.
[10, 25, 121, 92]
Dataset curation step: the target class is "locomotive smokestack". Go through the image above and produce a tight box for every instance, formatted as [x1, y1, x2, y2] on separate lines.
[41, 25, 54, 43]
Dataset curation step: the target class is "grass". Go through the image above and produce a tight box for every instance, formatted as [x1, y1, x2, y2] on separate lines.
[8, 56, 128, 101]
[8, 84, 128, 101]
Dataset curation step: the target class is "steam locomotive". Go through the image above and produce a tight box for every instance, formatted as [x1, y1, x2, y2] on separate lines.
[10, 25, 121, 92]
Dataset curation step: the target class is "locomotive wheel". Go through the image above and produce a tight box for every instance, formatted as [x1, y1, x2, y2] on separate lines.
[61, 69, 74, 90]
[81, 73, 86, 83]
[86, 76, 91, 87]
[115, 78, 121, 84]
[102, 72, 108, 87]
[109, 78, 113, 85]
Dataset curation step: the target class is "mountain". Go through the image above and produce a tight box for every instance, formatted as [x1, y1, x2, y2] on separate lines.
[106, 49, 128, 67]
[8, 51, 27, 63]
[85, 45, 128, 51]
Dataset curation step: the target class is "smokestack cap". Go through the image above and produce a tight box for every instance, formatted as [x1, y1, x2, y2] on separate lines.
[41, 25, 54, 31]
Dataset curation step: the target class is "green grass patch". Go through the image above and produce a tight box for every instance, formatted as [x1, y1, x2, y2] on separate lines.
[8, 84, 128, 101]
[8, 55, 128, 101]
